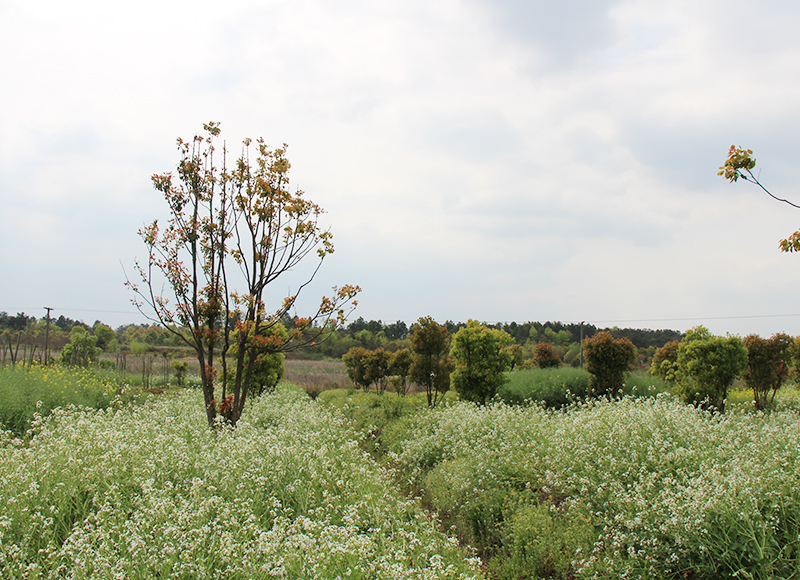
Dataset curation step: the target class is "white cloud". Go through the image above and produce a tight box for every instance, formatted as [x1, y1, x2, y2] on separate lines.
[3, 0, 800, 334]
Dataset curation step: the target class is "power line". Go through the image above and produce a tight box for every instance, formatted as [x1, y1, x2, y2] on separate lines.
[1, 307, 140, 315]
[580, 313, 800, 325]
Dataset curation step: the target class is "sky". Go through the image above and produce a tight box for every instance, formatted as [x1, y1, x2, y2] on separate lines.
[3, 0, 800, 337]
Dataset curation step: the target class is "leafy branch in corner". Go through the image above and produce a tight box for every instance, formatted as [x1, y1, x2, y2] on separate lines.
[719, 145, 800, 251]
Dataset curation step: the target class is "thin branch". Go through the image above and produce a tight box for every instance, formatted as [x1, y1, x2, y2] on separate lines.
[742, 168, 800, 209]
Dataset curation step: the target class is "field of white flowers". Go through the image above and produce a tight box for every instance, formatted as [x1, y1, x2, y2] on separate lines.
[0, 386, 482, 579]
[385, 393, 800, 579]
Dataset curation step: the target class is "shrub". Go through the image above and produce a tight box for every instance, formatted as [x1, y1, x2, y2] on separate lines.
[389, 348, 413, 395]
[172, 360, 189, 387]
[505, 343, 525, 371]
[743, 333, 793, 410]
[532, 342, 561, 369]
[364, 348, 392, 394]
[450, 320, 513, 405]
[581, 331, 637, 398]
[650, 339, 680, 382]
[343, 346, 371, 390]
[676, 326, 748, 412]
[60, 327, 102, 367]
[791, 337, 800, 386]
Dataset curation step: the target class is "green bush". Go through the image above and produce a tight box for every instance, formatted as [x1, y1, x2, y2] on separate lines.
[532, 341, 561, 369]
[450, 321, 513, 405]
[650, 339, 680, 382]
[743, 333, 793, 410]
[582, 331, 637, 398]
[172, 360, 188, 387]
[676, 326, 748, 412]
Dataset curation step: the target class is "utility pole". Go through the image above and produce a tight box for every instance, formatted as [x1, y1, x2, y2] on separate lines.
[579, 321, 585, 369]
[44, 307, 53, 364]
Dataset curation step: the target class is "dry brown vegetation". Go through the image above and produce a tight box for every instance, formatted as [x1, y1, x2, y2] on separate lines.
[283, 358, 352, 393]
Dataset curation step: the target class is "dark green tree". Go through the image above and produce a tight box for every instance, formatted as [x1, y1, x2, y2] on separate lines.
[60, 327, 102, 367]
[389, 348, 413, 395]
[343, 347, 372, 390]
[582, 331, 637, 398]
[743, 333, 793, 410]
[365, 347, 392, 394]
[93, 323, 117, 352]
[409, 317, 453, 408]
[505, 343, 524, 371]
[172, 360, 189, 387]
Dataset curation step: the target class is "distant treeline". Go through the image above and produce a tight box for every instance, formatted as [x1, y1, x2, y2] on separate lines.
[0, 311, 681, 367]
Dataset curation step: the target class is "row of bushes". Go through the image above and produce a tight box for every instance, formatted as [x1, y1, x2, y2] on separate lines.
[650, 326, 800, 411]
[340, 319, 641, 409]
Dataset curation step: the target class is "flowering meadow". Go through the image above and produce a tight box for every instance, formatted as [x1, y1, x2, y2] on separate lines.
[381, 393, 800, 579]
[0, 386, 482, 579]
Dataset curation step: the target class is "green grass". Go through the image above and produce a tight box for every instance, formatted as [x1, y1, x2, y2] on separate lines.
[622, 369, 673, 397]
[498, 367, 672, 408]
[0, 364, 130, 434]
[498, 366, 592, 407]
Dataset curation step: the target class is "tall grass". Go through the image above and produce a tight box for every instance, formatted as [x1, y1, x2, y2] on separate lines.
[498, 367, 671, 408]
[0, 364, 124, 434]
[0, 386, 482, 579]
[498, 367, 592, 407]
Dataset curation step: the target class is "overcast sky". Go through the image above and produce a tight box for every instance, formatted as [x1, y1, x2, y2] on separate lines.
[3, 0, 800, 337]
